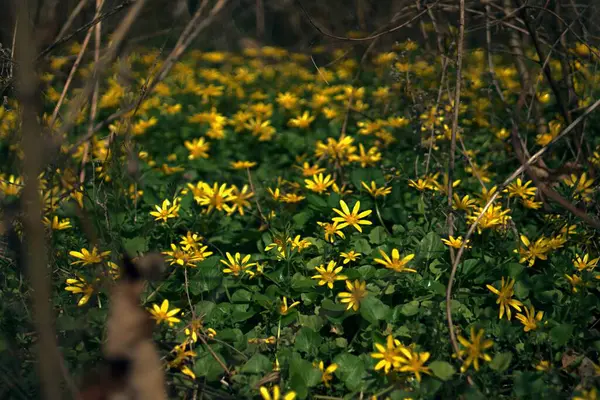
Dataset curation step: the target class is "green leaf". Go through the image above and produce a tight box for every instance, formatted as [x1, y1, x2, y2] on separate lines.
[289, 353, 322, 397]
[429, 361, 456, 381]
[306, 194, 328, 210]
[506, 262, 525, 278]
[306, 256, 323, 270]
[490, 352, 513, 372]
[241, 353, 272, 374]
[369, 226, 388, 244]
[460, 259, 480, 275]
[194, 301, 215, 318]
[189, 259, 222, 294]
[122, 236, 148, 255]
[231, 310, 256, 322]
[298, 314, 324, 331]
[550, 323, 573, 347]
[291, 273, 317, 292]
[359, 295, 390, 324]
[231, 289, 252, 303]
[400, 300, 420, 316]
[333, 353, 366, 391]
[352, 238, 372, 255]
[294, 327, 322, 353]
[418, 231, 445, 260]
[320, 299, 347, 313]
[357, 265, 376, 280]
[350, 167, 384, 190]
[293, 211, 312, 229]
[193, 351, 226, 381]
[178, 191, 194, 211]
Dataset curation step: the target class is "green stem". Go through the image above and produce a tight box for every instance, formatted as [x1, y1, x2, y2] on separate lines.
[375, 201, 391, 235]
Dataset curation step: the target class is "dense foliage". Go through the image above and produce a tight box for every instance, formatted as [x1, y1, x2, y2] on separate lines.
[1, 38, 600, 399]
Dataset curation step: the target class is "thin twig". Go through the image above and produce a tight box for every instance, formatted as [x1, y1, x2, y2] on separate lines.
[247, 168, 266, 222]
[37, 0, 134, 59]
[49, 0, 105, 128]
[55, 0, 89, 42]
[296, 0, 436, 42]
[446, 0, 465, 266]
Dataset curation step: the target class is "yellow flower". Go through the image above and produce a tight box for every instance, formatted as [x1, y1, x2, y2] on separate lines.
[468, 204, 512, 233]
[185, 137, 210, 160]
[230, 160, 257, 169]
[245, 118, 276, 141]
[361, 181, 392, 198]
[315, 135, 356, 163]
[288, 235, 312, 252]
[573, 253, 599, 271]
[245, 262, 265, 279]
[225, 184, 254, 216]
[563, 172, 594, 202]
[396, 348, 432, 382]
[332, 200, 372, 232]
[338, 279, 368, 311]
[69, 247, 111, 266]
[195, 182, 234, 213]
[132, 117, 158, 135]
[318, 361, 338, 387]
[180, 231, 204, 250]
[220, 252, 256, 276]
[535, 360, 551, 372]
[340, 250, 361, 264]
[371, 335, 404, 374]
[185, 318, 216, 343]
[163, 103, 182, 115]
[305, 173, 334, 194]
[276, 92, 300, 110]
[505, 178, 537, 199]
[280, 193, 305, 203]
[279, 296, 301, 315]
[50, 56, 69, 70]
[455, 327, 493, 372]
[452, 194, 477, 212]
[65, 276, 95, 306]
[317, 221, 346, 243]
[515, 305, 544, 332]
[267, 187, 281, 200]
[162, 244, 208, 267]
[296, 162, 326, 177]
[408, 178, 435, 192]
[150, 199, 180, 223]
[374, 249, 416, 273]
[477, 185, 502, 205]
[312, 261, 348, 289]
[196, 84, 224, 103]
[522, 198, 543, 209]
[167, 342, 197, 378]
[349, 144, 381, 167]
[43, 215, 72, 230]
[517, 234, 550, 267]
[332, 182, 353, 195]
[288, 111, 315, 129]
[259, 385, 296, 400]
[565, 274, 584, 293]
[441, 235, 470, 249]
[149, 299, 181, 326]
[485, 277, 523, 320]
[0, 175, 23, 196]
